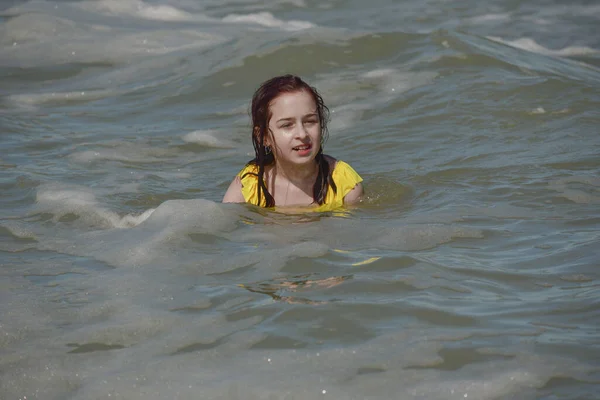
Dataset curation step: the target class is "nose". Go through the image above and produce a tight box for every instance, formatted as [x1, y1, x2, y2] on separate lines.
[296, 123, 310, 139]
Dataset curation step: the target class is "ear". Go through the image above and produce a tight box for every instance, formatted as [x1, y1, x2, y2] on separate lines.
[256, 126, 272, 147]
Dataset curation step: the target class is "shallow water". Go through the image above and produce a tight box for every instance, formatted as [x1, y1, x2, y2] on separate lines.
[1, 0, 599, 399]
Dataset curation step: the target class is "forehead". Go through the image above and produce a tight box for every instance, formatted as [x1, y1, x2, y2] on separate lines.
[269, 90, 317, 117]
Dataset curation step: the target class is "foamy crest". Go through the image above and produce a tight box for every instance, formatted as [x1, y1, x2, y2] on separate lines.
[328, 103, 369, 132]
[362, 68, 399, 79]
[530, 107, 546, 114]
[68, 142, 178, 165]
[488, 37, 600, 57]
[19, 193, 241, 268]
[532, 4, 600, 20]
[0, 12, 225, 68]
[8, 89, 116, 110]
[360, 68, 437, 94]
[84, 199, 238, 267]
[140, 199, 235, 233]
[322, 68, 436, 133]
[35, 183, 155, 229]
[469, 13, 511, 24]
[75, 0, 202, 22]
[182, 130, 237, 148]
[222, 12, 314, 31]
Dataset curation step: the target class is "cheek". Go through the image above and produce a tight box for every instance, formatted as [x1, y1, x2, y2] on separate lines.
[270, 129, 291, 144]
[267, 132, 285, 150]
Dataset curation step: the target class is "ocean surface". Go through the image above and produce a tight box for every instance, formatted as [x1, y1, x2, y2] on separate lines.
[1, 0, 599, 399]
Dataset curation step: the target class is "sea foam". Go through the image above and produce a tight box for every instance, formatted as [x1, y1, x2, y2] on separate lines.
[488, 37, 599, 57]
[74, 0, 202, 22]
[35, 183, 155, 229]
[182, 130, 237, 148]
[222, 12, 314, 31]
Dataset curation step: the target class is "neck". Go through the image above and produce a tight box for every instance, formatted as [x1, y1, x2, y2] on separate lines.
[272, 159, 318, 187]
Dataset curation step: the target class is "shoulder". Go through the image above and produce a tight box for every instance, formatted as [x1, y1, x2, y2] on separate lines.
[238, 162, 259, 178]
[331, 159, 362, 183]
[322, 154, 357, 173]
[321, 154, 362, 184]
[222, 174, 245, 203]
[328, 157, 363, 205]
[323, 154, 337, 168]
[223, 162, 261, 204]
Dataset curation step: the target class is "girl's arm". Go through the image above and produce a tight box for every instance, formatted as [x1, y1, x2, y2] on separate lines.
[343, 182, 364, 205]
[222, 175, 245, 203]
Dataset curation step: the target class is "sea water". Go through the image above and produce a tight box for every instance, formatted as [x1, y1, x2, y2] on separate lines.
[1, 0, 599, 399]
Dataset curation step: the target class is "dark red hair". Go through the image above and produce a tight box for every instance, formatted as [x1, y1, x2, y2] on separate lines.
[244, 75, 336, 207]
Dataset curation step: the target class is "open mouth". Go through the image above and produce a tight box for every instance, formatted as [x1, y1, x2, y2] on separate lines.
[293, 144, 312, 151]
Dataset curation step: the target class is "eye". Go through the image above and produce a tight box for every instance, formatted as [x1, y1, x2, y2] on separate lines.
[304, 119, 318, 125]
[280, 123, 293, 129]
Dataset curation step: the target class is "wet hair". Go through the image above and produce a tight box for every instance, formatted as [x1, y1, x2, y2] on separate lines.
[243, 75, 337, 207]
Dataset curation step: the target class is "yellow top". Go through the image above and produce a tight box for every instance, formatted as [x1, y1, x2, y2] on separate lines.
[238, 160, 362, 212]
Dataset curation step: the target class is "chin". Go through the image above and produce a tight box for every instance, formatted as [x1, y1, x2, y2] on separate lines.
[297, 153, 318, 163]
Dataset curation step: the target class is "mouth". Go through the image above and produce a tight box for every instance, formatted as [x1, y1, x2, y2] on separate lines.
[292, 144, 312, 151]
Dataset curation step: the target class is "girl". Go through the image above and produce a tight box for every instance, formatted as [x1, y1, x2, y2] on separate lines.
[223, 75, 363, 211]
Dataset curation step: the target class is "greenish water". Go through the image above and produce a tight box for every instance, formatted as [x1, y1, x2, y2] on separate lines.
[1, 0, 599, 399]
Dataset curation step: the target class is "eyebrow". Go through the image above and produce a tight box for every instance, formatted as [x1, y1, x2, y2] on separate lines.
[275, 113, 318, 123]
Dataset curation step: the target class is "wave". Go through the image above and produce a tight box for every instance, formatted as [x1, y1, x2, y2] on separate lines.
[488, 36, 599, 58]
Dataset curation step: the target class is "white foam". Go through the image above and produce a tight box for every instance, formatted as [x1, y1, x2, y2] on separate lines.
[182, 130, 237, 148]
[0, 12, 225, 68]
[139, 199, 233, 232]
[320, 68, 436, 133]
[8, 89, 116, 110]
[328, 103, 369, 132]
[488, 37, 600, 57]
[533, 4, 600, 19]
[75, 0, 202, 22]
[68, 142, 178, 164]
[362, 68, 398, 79]
[35, 183, 155, 229]
[23, 190, 243, 268]
[284, 0, 307, 6]
[469, 13, 511, 24]
[530, 107, 546, 114]
[524, 17, 552, 26]
[222, 12, 314, 31]
[361, 68, 437, 89]
[87, 199, 239, 267]
[1, 13, 79, 46]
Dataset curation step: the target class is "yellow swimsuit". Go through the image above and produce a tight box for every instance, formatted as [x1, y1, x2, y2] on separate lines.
[238, 160, 362, 212]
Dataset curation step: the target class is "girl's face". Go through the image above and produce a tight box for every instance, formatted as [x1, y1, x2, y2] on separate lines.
[264, 90, 321, 167]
